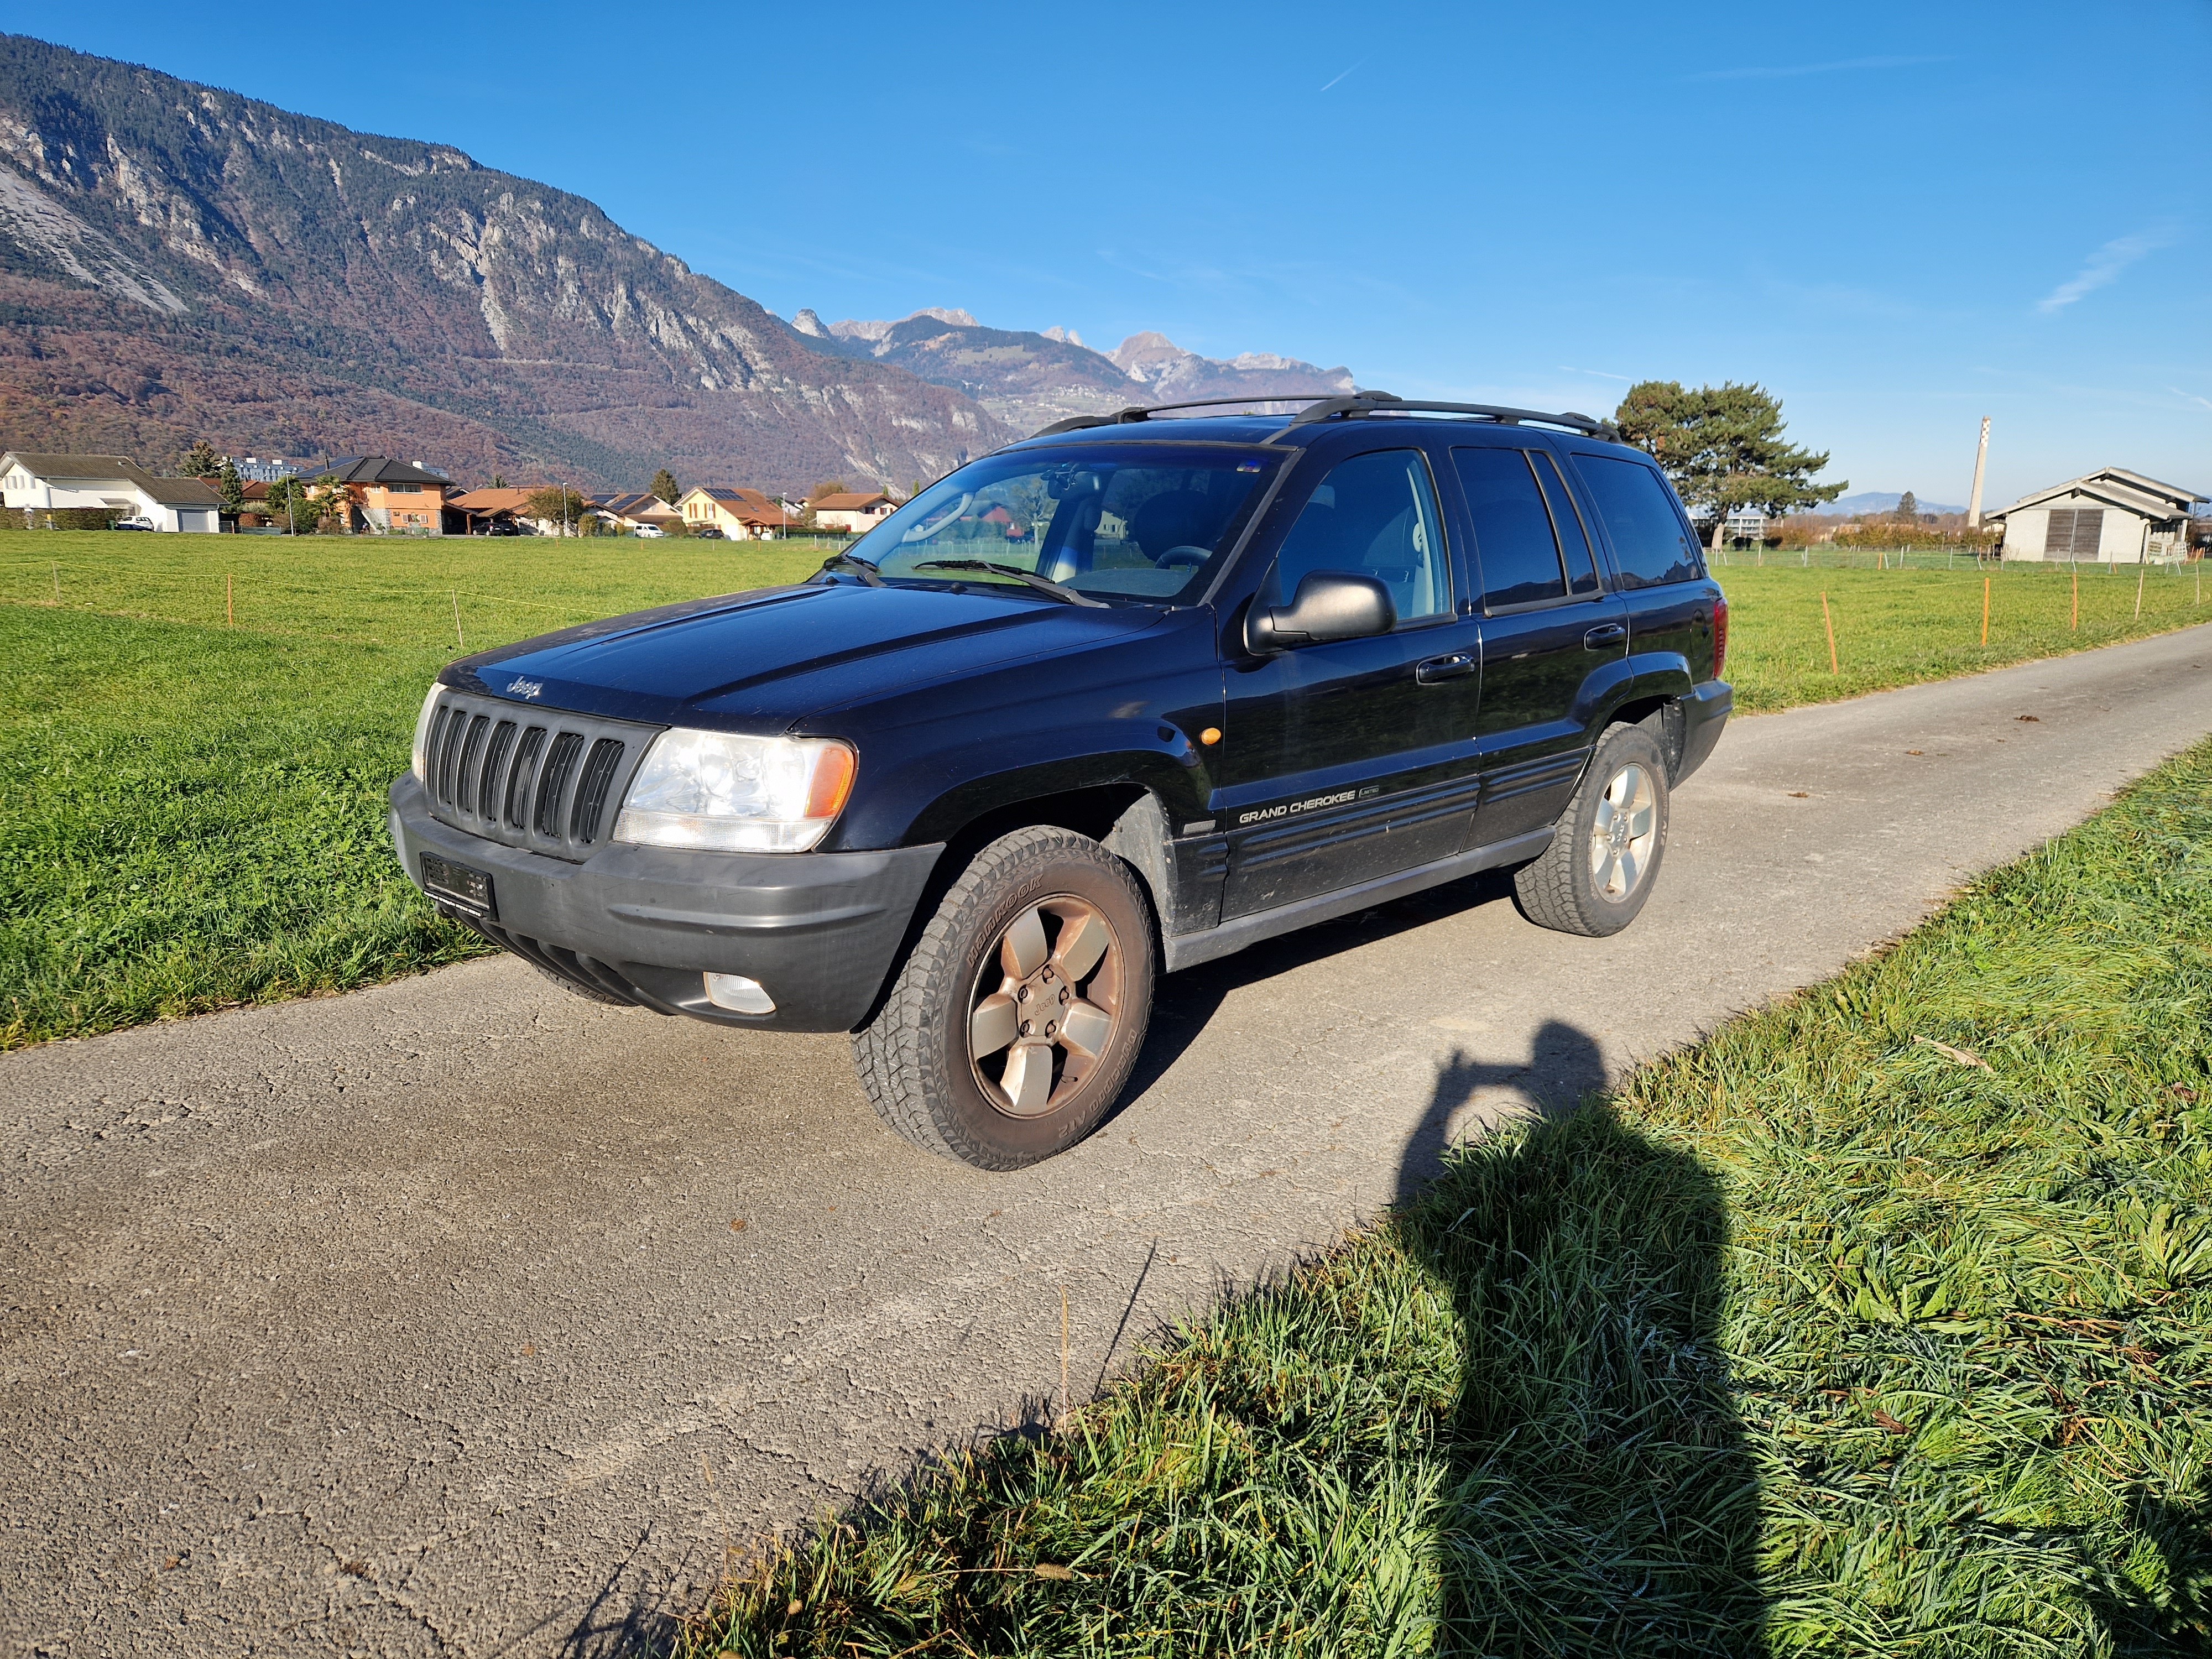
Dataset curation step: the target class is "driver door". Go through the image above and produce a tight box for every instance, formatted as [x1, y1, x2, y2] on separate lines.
[1216, 445, 1483, 919]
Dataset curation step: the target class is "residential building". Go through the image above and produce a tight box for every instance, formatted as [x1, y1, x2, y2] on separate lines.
[1986, 468, 2206, 563]
[228, 456, 303, 483]
[0, 451, 222, 531]
[310, 457, 453, 535]
[598, 492, 684, 534]
[678, 484, 793, 539]
[810, 490, 896, 533]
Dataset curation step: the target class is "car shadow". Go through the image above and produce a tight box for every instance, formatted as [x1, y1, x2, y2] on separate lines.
[1121, 867, 1522, 1103]
[1390, 1030, 1766, 1650]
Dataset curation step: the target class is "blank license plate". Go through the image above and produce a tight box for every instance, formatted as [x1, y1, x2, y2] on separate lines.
[421, 852, 497, 918]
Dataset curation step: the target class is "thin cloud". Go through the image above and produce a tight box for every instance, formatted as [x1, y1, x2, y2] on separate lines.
[1690, 54, 1952, 82]
[1319, 58, 1365, 92]
[2173, 387, 2212, 413]
[2037, 228, 2174, 314]
[1559, 365, 1632, 382]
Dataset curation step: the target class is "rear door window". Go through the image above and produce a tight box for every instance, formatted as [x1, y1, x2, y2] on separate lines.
[1452, 447, 1566, 611]
[1573, 456, 1702, 588]
[1532, 451, 1601, 596]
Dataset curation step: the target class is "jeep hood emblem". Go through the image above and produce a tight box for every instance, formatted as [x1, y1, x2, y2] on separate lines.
[505, 676, 544, 700]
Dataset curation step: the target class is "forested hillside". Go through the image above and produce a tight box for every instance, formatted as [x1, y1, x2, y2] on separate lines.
[0, 34, 1008, 489]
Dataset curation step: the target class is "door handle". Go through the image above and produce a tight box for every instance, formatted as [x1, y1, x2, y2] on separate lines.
[1416, 652, 1477, 684]
[1583, 623, 1627, 649]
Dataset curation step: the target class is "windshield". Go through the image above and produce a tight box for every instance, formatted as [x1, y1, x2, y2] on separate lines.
[846, 445, 1280, 604]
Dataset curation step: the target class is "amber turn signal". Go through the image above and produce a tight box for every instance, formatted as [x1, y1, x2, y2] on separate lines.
[1199, 727, 1222, 746]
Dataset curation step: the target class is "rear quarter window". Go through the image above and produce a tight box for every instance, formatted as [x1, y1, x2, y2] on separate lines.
[1573, 455, 1702, 589]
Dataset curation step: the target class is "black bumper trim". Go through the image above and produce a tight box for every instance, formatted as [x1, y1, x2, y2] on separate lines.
[390, 774, 943, 1031]
[1675, 680, 1732, 784]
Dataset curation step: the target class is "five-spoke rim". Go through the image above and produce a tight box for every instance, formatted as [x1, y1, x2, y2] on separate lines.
[967, 894, 1122, 1118]
[1588, 763, 1658, 900]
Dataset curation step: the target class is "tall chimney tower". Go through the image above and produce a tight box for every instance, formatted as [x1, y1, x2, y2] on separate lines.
[1966, 418, 1991, 529]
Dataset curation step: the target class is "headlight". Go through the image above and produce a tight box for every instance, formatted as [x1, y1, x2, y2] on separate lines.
[612, 729, 857, 852]
[410, 682, 444, 782]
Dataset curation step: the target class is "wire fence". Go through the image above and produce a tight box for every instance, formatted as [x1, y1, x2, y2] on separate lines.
[1713, 543, 2205, 574]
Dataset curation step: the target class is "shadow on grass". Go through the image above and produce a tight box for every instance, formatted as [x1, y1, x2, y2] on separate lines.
[1391, 1032, 1766, 1652]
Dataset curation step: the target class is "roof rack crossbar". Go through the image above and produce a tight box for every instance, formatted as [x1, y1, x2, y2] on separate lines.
[1030, 391, 1619, 444]
[1279, 394, 1616, 441]
[1030, 391, 1366, 439]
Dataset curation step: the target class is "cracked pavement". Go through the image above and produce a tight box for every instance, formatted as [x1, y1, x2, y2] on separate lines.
[5, 624, 2210, 1656]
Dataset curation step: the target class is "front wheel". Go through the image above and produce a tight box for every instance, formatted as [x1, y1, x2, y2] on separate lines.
[853, 827, 1156, 1169]
[1512, 723, 1671, 937]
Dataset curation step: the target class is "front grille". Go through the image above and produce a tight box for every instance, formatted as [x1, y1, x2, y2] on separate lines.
[420, 687, 661, 862]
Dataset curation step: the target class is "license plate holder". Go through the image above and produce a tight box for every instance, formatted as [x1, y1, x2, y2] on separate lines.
[421, 852, 497, 919]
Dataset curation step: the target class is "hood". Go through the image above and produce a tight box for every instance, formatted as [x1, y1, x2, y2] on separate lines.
[450, 582, 1166, 729]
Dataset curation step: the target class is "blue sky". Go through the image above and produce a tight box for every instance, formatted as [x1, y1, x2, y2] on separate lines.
[7, 0, 2208, 505]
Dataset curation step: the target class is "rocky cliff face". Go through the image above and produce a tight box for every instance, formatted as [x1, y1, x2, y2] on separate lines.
[797, 309, 1359, 435]
[0, 35, 1008, 489]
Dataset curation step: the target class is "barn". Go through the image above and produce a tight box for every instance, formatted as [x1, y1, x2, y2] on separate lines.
[1987, 467, 2204, 563]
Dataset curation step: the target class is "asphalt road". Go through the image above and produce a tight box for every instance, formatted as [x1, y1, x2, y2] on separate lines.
[7, 624, 2210, 1658]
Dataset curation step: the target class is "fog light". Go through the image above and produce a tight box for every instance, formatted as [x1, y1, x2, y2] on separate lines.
[703, 972, 775, 1014]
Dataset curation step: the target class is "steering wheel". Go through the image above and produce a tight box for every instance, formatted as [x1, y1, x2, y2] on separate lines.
[1156, 545, 1211, 569]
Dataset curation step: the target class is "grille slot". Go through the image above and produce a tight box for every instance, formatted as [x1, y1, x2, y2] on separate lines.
[455, 715, 492, 815]
[420, 690, 658, 862]
[570, 739, 626, 844]
[478, 721, 518, 820]
[534, 732, 586, 839]
[505, 726, 546, 828]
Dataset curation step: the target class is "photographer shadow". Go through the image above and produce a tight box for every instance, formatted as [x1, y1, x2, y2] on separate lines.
[1393, 1024, 1766, 1652]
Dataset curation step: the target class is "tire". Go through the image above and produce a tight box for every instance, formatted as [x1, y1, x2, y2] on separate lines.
[853, 827, 1157, 1170]
[1512, 723, 1671, 938]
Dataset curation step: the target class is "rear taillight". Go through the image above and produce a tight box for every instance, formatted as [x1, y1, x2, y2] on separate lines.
[1712, 592, 1729, 681]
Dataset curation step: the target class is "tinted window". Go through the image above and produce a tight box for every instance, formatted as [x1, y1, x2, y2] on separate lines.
[1453, 447, 1566, 610]
[856, 446, 1277, 604]
[1270, 449, 1449, 623]
[1575, 456, 1702, 588]
[1533, 451, 1601, 596]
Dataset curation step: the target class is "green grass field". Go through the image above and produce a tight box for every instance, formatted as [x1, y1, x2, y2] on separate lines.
[679, 740, 2212, 1657]
[1, 529, 2206, 1048]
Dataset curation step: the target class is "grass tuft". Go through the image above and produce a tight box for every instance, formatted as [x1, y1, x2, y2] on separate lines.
[680, 740, 2212, 1656]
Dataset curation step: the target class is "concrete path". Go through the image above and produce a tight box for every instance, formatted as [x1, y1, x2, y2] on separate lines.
[6, 624, 2209, 1657]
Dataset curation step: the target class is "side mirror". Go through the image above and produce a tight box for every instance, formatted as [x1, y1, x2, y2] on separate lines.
[1245, 571, 1397, 653]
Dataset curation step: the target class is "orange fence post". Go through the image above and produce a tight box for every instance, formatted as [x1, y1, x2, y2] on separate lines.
[1981, 576, 1990, 646]
[226, 572, 234, 627]
[1822, 589, 1839, 674]
[2071, 568, 2078, 631]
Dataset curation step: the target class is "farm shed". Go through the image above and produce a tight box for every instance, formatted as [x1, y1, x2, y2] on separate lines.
[1987, 468, 2204, 562]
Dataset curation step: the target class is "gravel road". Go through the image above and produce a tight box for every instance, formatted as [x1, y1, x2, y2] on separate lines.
[6, 624, 2209, 1657]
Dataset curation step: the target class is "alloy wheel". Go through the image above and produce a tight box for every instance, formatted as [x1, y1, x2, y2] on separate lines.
[1588, 762, 1658, 900]
[967, 895, 1123, 1117]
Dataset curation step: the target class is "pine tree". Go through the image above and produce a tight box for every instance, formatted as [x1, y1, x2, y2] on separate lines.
[179, 439, 222, 478]
[1614, 382, 1845, 549]
[651, 468, 680, 505]
[1897, 491, 1918, 521]
[216, 460, 246, 515]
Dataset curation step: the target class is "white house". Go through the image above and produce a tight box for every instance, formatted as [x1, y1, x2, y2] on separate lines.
[1986, 468, 2205, 564]
[810, 490, 896, 534]
[1, 451, 223, 532]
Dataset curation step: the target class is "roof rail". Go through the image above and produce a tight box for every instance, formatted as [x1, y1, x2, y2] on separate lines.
[1030, 390, 1619, 442]
[1029, 392, 1358, 439]
[1278, 392, 1619, 441]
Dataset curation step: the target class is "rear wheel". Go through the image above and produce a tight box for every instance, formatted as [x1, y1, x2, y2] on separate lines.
[853, 827, 1156, 1169]
[1512, 723, 1671, 937]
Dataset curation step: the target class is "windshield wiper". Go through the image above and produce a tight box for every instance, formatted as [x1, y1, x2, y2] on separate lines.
[912, 559, 1108, 607]
[815, 551, 884, 587]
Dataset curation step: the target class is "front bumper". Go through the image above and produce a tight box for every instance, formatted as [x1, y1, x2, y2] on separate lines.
[1675, 678, 1732, 782]
[389, 774, 942, 1031]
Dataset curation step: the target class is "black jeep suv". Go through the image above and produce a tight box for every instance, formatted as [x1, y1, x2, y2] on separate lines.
[390, 393, 1730, 1168]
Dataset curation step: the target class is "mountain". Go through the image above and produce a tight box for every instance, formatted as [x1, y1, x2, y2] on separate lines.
[1813, 491, 1967, 517]
[794, 308, 1357, 435]
[0, 34, 1009, 490]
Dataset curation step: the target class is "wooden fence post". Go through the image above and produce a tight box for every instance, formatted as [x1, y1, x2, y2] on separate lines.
[226, 572, 234, 627]
[1822, 590, 1839, 674]
[1981, 576, 1990, 646]
[2072, 568, 2078, 631]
